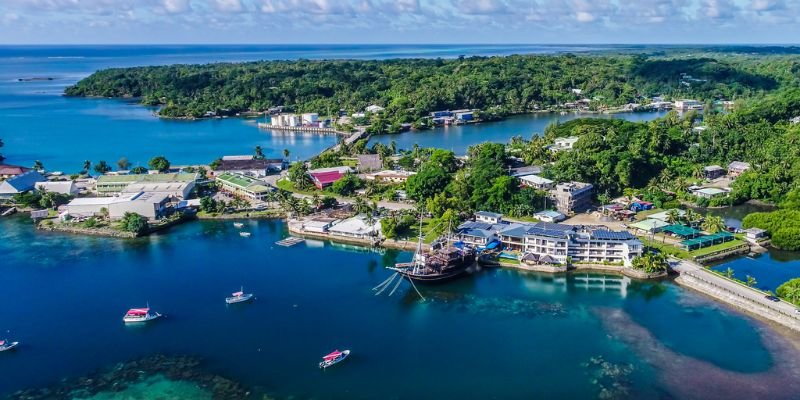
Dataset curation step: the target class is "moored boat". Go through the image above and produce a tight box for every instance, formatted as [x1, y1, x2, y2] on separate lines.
[0, 340, 19, 352]
[233, 222, 244, 228]
[225, 287, 254, 304]
[123, 307, 162, 323]
[319, 349, 350, 369]
[240, 232, 251, 237]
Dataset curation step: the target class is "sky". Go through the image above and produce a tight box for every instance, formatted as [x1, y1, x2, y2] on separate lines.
[1, 0, 799, 44]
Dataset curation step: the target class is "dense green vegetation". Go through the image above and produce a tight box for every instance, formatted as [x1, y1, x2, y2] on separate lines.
[120, 212, 148, 235]
[65, 54, 794, 121]
[776, 278, 800, 306]
[742, 210, 800, 250]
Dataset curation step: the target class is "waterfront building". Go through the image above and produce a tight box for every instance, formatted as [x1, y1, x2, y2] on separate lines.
[270, 114, 301, 127]
[549, 136, 580, 152]
[629, 219, 670, 233]
[549, 182, 594, 215]
[216, 173, 273, 201]
[0, 164, 30, 180]
[356, 154, 383, 172]
[703, 165, 726, 180]
[96, 173, 197, 199]
[519, 174, 554, 190]
[328, 215, 381, 240]
[744, 228, 767, 242]
[214, 156, 283, 177]
[364, 170, 416, 184]
[674, 99, 703, 111]
[301, 218, 336, 233]
[64, 191, 169, 221]
[454, 110, 474, 121]
[0, 170, 47, 199]
[690, 187, 730, 199]
[301, 113, 319, 125]
[64, 193, 137, 218]
[727, 161, 751, 177]
[35, 180, 80, 196]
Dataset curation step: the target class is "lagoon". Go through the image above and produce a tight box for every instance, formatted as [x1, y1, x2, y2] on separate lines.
[2, 216, 800, 399]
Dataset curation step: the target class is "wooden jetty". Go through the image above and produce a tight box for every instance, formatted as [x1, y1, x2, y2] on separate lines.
[276, 237, 305, 247]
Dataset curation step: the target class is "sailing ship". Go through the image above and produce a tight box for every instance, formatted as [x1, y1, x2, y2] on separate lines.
[386, 216, 476, 283]
[0, 339, 19, 352]
[319, 349, 350, 369]
[122, 306, 162, 323]
[225, 287, 254, 304]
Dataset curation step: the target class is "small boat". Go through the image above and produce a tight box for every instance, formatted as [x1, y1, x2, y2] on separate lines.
[123, 307, 162, 324]
[319, 349, 350, 369]
[233, 222, 244, 228]
[240, 232, 251, 238]
[225, 287, 254, 304]
[0, 340, 19, 352]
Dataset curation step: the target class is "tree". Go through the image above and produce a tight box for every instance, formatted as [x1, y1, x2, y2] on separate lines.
[665, 209, 680, 225]
[406, 165, 450, 202]
[329, 174, 362, 196]
[630, 252, 668, 274]
[255, 145, 264, 159]
[120, 212, 148, 235]
[148, 156, 170, 172]
[82, 160, 91, 174]
[287, 162, 312, 189]
[701, 214, 726, 234]
[777, 278, 800, 306]
[209, 158, 222, 170]
[117, 157, 130, 170]
[283, 148, 290, 160]
[33, 160, 44, 172]
[724, 267, 735, 279]
[93, 160, 112, 174]
[131, 166, 148, 174]
[0, 137, 4, 162]
[745, 275, 757, 287]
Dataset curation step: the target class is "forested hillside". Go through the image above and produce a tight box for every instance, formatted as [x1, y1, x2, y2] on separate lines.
[65, 53, 796, 120]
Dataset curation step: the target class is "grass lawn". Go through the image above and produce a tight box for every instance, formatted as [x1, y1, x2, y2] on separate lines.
[634, 208, 664, 221]
[639, 237, 690, 259]
[400, 218, 439, 244]
[275, 178, 321, 196]
[690, 239, 747, 257]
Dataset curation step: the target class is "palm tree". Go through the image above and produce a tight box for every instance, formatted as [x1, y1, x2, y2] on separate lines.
[254, 145, 264, 159]
[701, 214, 725, 234]
[311, 194, 322, 210]
[665, 209, 680, 225]
[683, 209, 699, 226]
[389, 140, 397, 156]
[33, 160, 44, 172]
[724, 267, 735, 279]
[746, 275, 757, 287]
[622, 188, 638, 208]
[597, 192, 610, 216]
[82, 160, 91, 174]
[283, 148, 290, 160]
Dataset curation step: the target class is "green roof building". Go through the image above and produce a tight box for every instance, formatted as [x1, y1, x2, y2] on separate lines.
[96, 173, 198, 198]
[216, 173, 273, 201]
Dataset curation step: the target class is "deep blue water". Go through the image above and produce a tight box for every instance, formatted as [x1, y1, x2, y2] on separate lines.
[0, 216, 789, 399]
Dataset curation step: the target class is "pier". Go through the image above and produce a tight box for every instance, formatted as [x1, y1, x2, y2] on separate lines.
[256, 123, 345, 135]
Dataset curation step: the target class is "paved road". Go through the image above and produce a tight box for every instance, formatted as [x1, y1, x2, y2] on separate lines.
[672, 259, 800, 318]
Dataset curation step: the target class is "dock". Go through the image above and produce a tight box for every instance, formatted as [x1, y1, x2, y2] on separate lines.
[276, 237, 305, 247]
[257, 123, 344, 135]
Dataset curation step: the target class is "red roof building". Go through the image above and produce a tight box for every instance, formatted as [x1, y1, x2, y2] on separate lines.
[0, 164, 30, 179]
[309, 171, 344, 189]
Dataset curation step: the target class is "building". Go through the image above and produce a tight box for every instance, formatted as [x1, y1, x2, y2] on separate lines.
[744, 228, 767, 242]
[550, 136, 580, 152]
[216, 173, 273, 201]
[301, 218, 336, 233]
[727, 161, 751, 177]
[549, 182, 594, 215]
[356, 154, 383, 172]
[429, 110, 453, 118]
[309, 171, 345, 189]
[702, 165, 726, 180]
[0, 170, 47, 199]
[214, 156, 282, 177]
[454, 110, 474, 121]
[0, 164, 30, 180]
[365, 170, 416, 184]
[365, 105, 385, 114]
[96, 173, 197, 199]
[328, 215, 381, 240]
[519, 175, 555, 190]
[64, 193, 137, 218]
[301, 113, 319, 125]
[64, 191, 170, 221]
[270, 114, 301, 127]
[510, 165, 543, 177]
[534, 210, 565, 223]
[690, 187, 730, 199]
[35, 181, 79, 195]
[674, 99, 703, 111]
[475, 211, 503, 224]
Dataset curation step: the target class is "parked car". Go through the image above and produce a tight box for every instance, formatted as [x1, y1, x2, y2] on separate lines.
[765, 295, 780, 302]
[794, 309, 800, 315]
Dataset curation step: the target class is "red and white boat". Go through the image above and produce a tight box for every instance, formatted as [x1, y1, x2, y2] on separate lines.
[319, 349, 350, 369]
[0, 339, 20, 352]
[123, 307, 161, 323]
[226, 287, 254, 304]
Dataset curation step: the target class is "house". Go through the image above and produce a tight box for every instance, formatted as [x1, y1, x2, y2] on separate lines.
[328, 215, 381, 239]
[96, 173, 197, 199]
[674, 99, 703, 111]
[744, 228, 767, 242]
[703, 165, 726, 180]
[309, 171, 344, 189]
[534, 210, 565, 223]
[302, 218, 336, 233]
[475, 211, 503, 224]
[646, 209, 686, 223]
[727, 161, 751, 177]
[214, 156, 282, 177]
[550, 136, 580, 152]
[35, 181, 79, 196]
[216, 173, 273, 201]
[0, 164, 30, 180]
[454, 110, 474, 121]
[365, 105, 385, 114]
[691, 187, 730, 199]
[519, 175, 554, 190]
[510, 165, 543, 177]
[429, 110, 453, 118]
[0, 170, 47, 199]
[549, 182, 594, 215]
[356, 154, 383, 172]
[365, 170, 416, 184]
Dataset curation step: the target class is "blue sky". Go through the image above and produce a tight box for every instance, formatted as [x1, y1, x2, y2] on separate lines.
[1, 0, 798, 44]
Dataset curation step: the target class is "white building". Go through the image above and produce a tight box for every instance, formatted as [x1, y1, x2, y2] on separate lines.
[519, 175, 554, 190]
[270, 114, 301, 127]
[365, 105, 384, 113]
[475, 211, 503, 224]
[550, 136, 580, 151]
[64, 191, 170, 221]
[364, 170, 416, 183]
[674, 99, 703, 111]
[35, 181, 80, 196]
[0, 170, 47, 199]
[328, 215, 381, 239]
[301, 113, 319, 124]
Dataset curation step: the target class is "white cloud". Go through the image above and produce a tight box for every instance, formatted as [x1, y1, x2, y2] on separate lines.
[698, 0, 738, 21]
[214, 0, 245, 12]
[162, 0, 191, 14]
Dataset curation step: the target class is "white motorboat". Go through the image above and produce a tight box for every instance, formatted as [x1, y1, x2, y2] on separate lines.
[0, 340, 19, 352]
[225, 287, 254, 304]
[123, 307, 162, 323]
[240, 232, 251, 237]
[319, 349, 350, 369]
[233, 222, 244, 228]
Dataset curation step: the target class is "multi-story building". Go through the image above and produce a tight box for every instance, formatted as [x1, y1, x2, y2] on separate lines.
[96, 173, 197, 199]
[674, 99, 703, 111]
[549, 182, 594, 215]
[215, 173, 273, 201]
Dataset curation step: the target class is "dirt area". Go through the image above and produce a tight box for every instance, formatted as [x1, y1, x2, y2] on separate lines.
[561, 211, 629, 230]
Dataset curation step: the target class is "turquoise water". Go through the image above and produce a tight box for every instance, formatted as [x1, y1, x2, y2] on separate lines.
[2, 216, 798, 399]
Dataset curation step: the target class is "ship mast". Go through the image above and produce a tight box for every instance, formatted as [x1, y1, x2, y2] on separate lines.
[413, 211, 424, 275]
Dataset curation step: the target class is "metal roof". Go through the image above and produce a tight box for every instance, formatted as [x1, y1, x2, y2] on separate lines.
[590, 230, 636, 240]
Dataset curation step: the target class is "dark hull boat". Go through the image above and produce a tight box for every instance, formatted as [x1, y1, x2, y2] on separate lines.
[388, 242, 476, 283]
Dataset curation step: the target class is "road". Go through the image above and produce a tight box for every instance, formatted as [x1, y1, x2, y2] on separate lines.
[672, 259, 800, 318]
